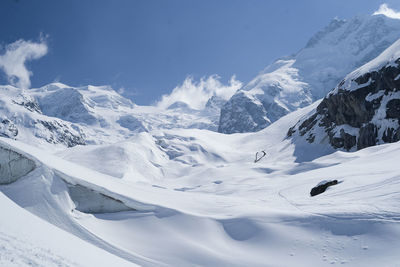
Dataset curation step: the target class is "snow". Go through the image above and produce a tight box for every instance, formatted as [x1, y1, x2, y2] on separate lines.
[330, 38, 400, 94]
[1, 10, 400, 267]
[0, 82, 232, 150]
[245, 59, 312, 109]
[0, 191, 136, 266]
[1, 96, 400, 265]
[220, 13, 400, 133]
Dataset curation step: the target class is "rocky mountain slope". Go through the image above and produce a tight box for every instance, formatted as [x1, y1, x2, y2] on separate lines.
[288, 38, 400, 151]
[219, 14, 400, 134]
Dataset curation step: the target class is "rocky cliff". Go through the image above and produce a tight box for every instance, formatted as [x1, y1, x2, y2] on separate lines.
[288, 39, 400, 151]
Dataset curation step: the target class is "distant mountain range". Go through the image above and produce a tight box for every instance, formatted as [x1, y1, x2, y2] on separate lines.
[0, 82, 227, 149]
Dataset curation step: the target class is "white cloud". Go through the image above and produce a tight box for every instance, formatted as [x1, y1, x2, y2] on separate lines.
[373, 3, 400, 19]
[0, 39, 48, 89]
[156, 75, 242, 110]
[118, 86, 125, 94]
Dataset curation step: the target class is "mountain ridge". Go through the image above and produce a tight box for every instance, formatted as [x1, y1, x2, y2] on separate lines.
[219, 13, 400, 134]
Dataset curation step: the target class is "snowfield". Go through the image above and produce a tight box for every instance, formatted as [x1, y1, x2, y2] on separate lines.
[1, 99, 400, 266]
[2, 8, 400, 267]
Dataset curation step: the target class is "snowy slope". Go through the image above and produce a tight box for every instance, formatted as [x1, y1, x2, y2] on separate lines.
[289, 38, 400, 151]
[219, 13, 400, 133]
[2, 9, 400, 267]
[0, 192, 136, 267]
[1, 96, 400, 265]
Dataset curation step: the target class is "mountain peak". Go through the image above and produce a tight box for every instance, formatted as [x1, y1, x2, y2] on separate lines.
[219, 11, 400, 134]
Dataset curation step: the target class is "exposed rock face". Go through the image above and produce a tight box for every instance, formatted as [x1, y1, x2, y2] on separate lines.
[35, 120, 86, 147]
[0, 146, 36, 185]
[205, 95, 226, 111]
[219, 60, 311, 134]
[0, 119, 18, 138]
[12, 93, 42, 113]
[288, 40, 400, 151]
[219, 15, 400, 134]
[218, 92, 271, 133]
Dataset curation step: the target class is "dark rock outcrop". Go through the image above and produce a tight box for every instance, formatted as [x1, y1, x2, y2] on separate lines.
[218, 92, 272, 133]
[288, 54, 400, 151]
[310, 180, 338, 197]
[36, 120, 86, 147]
[0, 119, 18, 138]
[12, 94, 42, 113]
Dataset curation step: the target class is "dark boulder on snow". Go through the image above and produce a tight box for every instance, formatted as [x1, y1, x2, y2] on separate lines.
[288, 39, 400, 151]
[310, 180, 338, 197]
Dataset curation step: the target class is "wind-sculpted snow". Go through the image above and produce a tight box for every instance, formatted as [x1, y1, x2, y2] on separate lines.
[220, 14, 400, 133]
[1, 94, 400, 265]
[0, 190, 135, 267]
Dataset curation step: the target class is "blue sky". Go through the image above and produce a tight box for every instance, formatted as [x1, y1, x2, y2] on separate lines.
[0, 0, 399, 105]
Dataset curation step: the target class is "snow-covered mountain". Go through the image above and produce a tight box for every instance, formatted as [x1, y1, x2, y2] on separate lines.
[0, 82, 232, 150]
[2, 7, 400, 267]
[219, 14, 400, 133]
[0, 84, 86, 148]
[2, 67, 400, 265]
[288, 38, 400, 151]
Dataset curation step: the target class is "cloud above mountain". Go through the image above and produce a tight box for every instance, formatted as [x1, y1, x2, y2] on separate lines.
[373, 3, 400, 19]
[156, 75, 242, 110]
[0, 39, 48, 89]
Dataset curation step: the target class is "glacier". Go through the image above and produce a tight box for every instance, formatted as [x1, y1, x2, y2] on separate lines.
[1, 9, 400, 267]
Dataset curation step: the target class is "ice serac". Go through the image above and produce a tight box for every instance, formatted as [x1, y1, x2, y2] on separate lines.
[219, 14, 400, 134]
[0, 145, 35, 184]
[66, 183, 134, 213]
[288, 38, 400, 151]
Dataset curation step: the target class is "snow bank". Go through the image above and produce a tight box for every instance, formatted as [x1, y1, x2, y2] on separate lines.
[66, 183, 134, 213]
